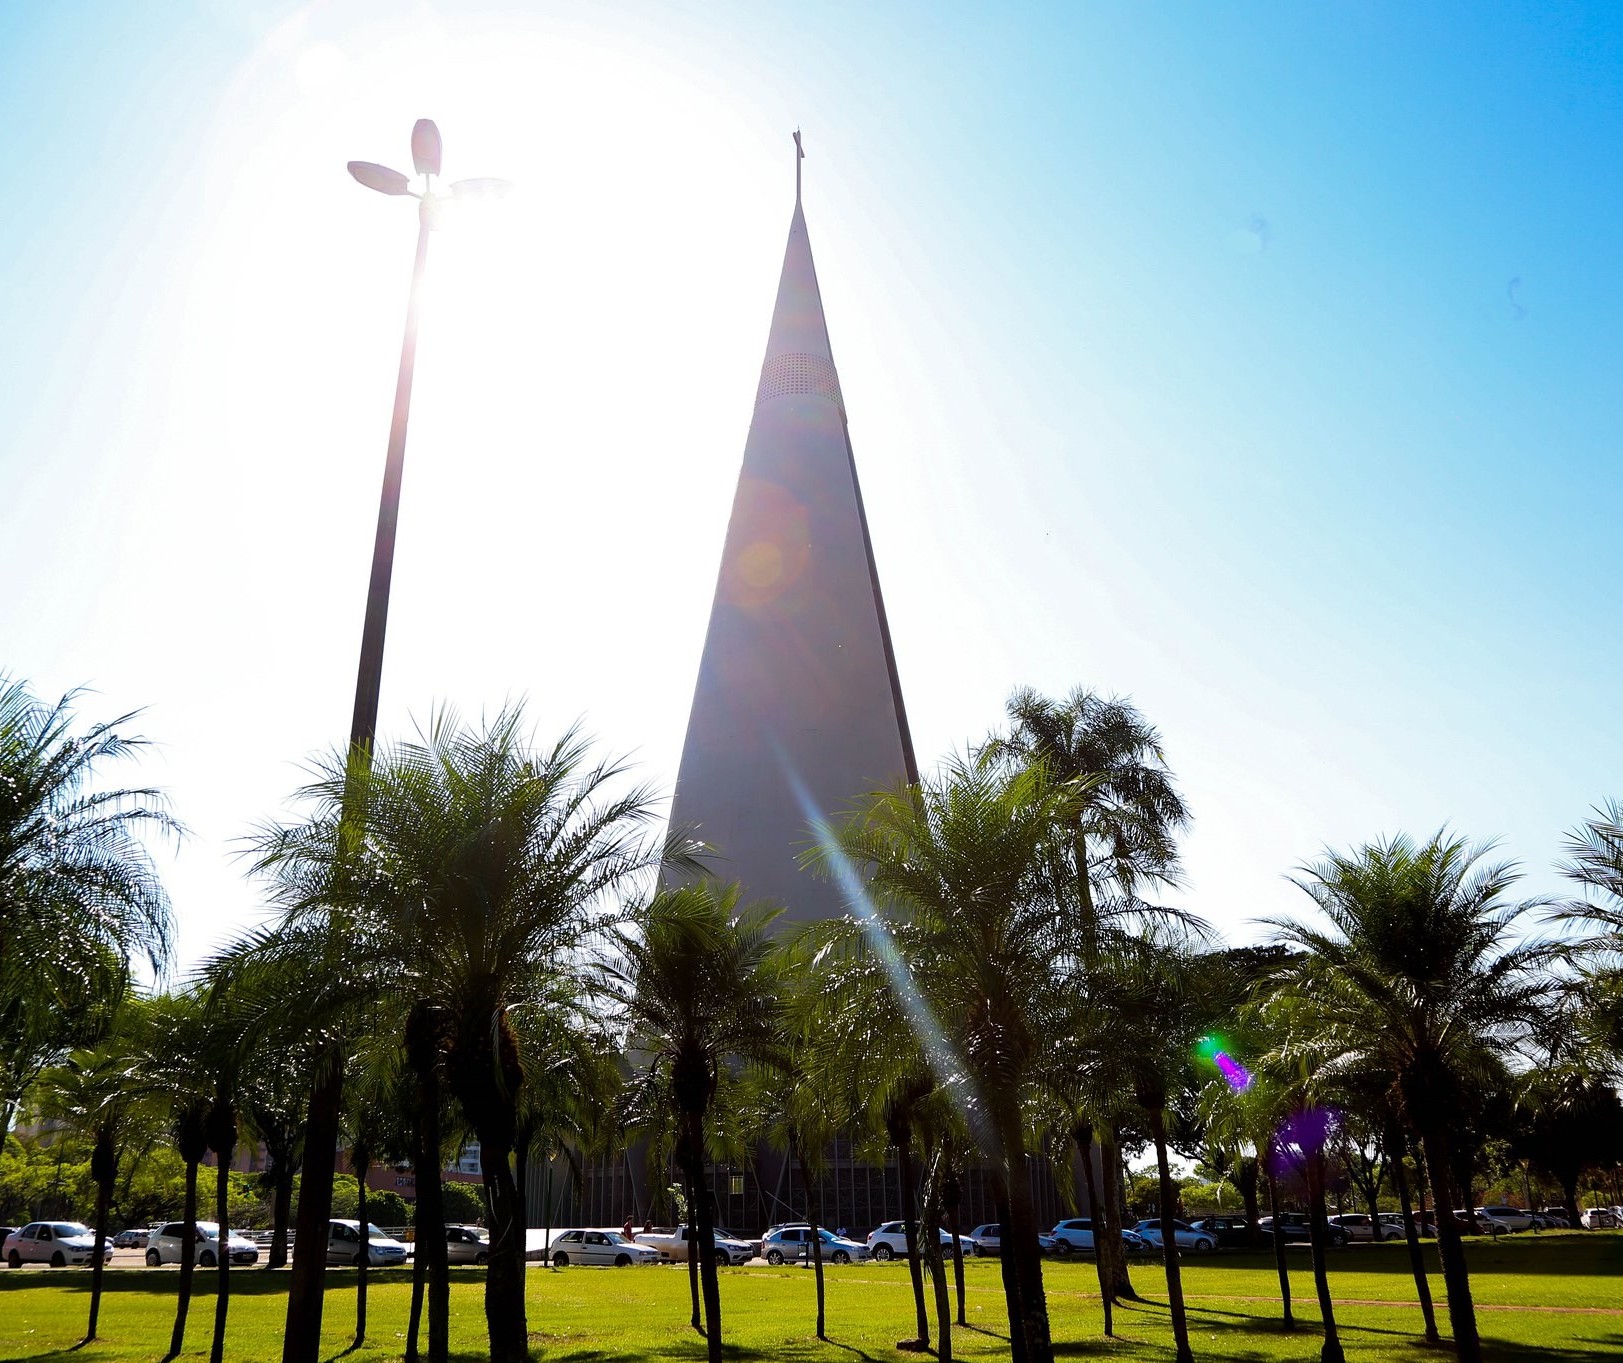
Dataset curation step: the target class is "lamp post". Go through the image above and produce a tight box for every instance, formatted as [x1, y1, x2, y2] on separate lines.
[345, 118, 511, 751]
[281, 120, 508, 1363]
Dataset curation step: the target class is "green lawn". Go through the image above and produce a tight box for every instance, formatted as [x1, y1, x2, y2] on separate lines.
[3, 1235, 1620, 1362]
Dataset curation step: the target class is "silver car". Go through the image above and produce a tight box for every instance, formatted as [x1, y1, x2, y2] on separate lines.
[760, 1225, 870, 1265]
[444, 1225, 491, 1264]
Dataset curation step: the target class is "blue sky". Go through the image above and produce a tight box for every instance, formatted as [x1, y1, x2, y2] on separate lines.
[2, 1, 1619, 967]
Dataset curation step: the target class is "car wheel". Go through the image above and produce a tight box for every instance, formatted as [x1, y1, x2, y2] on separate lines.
[352, 1252, 367, 1266]
[872, 1243, 894, 1261]
[1054, 1239, 1072, 1255]
[146, 1250, 161, 1267]
[1193, 1239, 1215, 1253]
[823, 1249, 845, 1265]
[766, 1249, 785, 1265]
[200, 1250, 217, 1268]
[7, 1250, 20, 1269]
[615, 1254, 631, 1267]
[51, 1252, 66, 1267]
[1331, 1233, 1348, 1247]
[476, 1252, 488, 1265]
[552, 1252, 569, 1267]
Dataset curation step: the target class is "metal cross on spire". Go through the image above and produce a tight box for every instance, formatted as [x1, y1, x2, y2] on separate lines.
[793, 127, 804, 202]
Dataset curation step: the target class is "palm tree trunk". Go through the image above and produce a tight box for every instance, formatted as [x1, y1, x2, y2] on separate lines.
[1421, 1126, 1483, 1363]
[994, 1194, 1029, 1363]
[211, 1143, 234, 1363]
[794, 1138, 826, 1340]
[405, 1218, 427, 1363]
[284, 1058, 342, 1363]
[85, 1132, 114, 1342]
[896, 1135, 931, 1348]
[944, 1166, 967, 1329]
[480, 1137, 529, 1363]
[168, 1156, 200, 1361]
[1098, 1126, 1138, 1300]
[685, 1173, 702, 1332]
[354, 1153, 370, 1349]
[1391, 1137, 1439, 1343]
[268, 1159, 295, 1270]
[1238, 1157, 1261, 1249]
[683, 1112, 724, 1363]
[1266, 1164, 1294, 1330]
[1148, 1107, 1193, 1363]
[1074, 1127, 1113, 1336]
[412, 1067, 451, 1363]
[1305, 1147, 1345, 1363]
[1000, 1112, 1055, 1363]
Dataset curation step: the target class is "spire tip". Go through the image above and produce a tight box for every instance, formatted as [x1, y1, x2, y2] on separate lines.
[793, 128, 804, 203]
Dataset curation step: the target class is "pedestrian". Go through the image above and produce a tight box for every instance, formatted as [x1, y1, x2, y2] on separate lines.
[622, 1216, 635, 1241]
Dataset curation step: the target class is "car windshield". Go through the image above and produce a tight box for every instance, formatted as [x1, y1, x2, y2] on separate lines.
[365, 1224, 386, 1238]
[602, 1231, 632, 1245]
[51, 1223, 89, 1237]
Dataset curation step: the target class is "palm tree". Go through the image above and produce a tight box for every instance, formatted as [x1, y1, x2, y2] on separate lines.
[988, 685, 1192, 1303]
[1268, 832, 1550, 1363]
[600, 882, 787, 1363]
[809, 754, 1083, 1363]
[1076, 937, 1234, 1363]
[0, 677, 178, 1139]
[250, 706, 673, 1363]
[37, 1001, 159, 1344]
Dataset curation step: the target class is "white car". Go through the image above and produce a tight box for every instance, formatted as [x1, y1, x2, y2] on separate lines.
[1580, 1207, 1619, 1230]
[5, 1222, 112, 1268]
[866, 1220, 960, 1261]
[326, 1220, 408, 1267]
[1329, 1213, 1402, 1242]
[443, 1225, 491, 1264]
[1131, 1219, 1217, 1252]
[548, 1229, 660, 1267]
[146, 1221, 259, 1267]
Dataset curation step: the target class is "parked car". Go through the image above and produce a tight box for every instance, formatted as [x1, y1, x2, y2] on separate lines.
[761, 1225, 869, 1265]
[1532, 1208, 1570, 1229]
[1328, 1213, 1402, 1242]
[1132, 1218, 1218, 1252]
[443, 1225, 490, 1264]
[638, 1225, 756, 1265]
[1579, 1207, 1619, 1230]
[1455, 1209, 1510, 1237]
[1188, 1215, 1258, 1249]
[1259, 1214, 1350, 1246]
[1049, 1218, 1152, 1254]
[325, 1220, 408, 1267]
[112, 1228, 149, 1248]
[1476, 1206, 1535, 1232]
[547, 1229, 660, 1267]
[866, 1220, 959, 1261]
[5, 1222, 112, 1268]
[714, 1226, 763, 1258]
[145, 1221, 259, 1267]
[963, 1222, 1057, 1255]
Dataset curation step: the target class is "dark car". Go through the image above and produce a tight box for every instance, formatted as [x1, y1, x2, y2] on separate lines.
[1258, 1214, 1350, 1247]
[1189, 1215, 1257, 1249]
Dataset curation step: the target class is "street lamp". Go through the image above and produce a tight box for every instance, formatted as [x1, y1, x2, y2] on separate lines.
[344, 117, 511, 752]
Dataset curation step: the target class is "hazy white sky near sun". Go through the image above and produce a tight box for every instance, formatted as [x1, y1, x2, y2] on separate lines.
[2, 1, 1620, 971]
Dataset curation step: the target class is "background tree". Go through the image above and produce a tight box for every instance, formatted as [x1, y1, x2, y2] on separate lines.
[811, 754, 1089, 1363]
[1269, 832, 1550, 1363]
[0, 677, 178, 1140]
[602, 882, 786, 1363]
[988, 685, 1193, 1306]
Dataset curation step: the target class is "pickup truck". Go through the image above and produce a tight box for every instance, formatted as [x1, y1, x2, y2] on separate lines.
[632, 1226, 755, 1266]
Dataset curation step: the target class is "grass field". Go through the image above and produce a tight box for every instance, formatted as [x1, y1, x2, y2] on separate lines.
[3, 1235, 1621, 1362]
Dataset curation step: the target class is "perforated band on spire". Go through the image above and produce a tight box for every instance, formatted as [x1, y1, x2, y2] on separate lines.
[755, 351, 844, 414]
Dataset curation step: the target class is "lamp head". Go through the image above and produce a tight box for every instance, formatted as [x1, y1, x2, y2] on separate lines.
[411, 119, 443, 178]
[348, 161, 414, 196]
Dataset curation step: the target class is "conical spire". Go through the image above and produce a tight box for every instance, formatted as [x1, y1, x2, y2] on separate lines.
[668, 142, 916, 922]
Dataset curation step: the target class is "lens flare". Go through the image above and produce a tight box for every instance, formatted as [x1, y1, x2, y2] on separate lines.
[774, 746, 989, 1147]
[1197, 1034, 1252, 1091]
